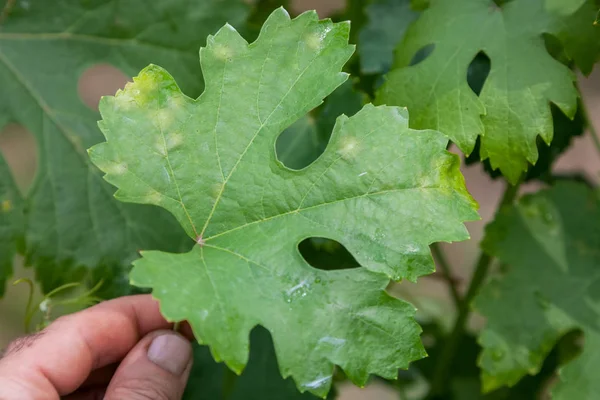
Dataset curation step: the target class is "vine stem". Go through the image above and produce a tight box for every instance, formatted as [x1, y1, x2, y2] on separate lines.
[431, 243, 461, 310]
[428, 182, 520, 397]
[586, 111, 600, 157]
[577, 83, 600, 157]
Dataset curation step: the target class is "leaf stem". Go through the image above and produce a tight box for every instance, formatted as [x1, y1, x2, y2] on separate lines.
[431, 243, 461, 310]
[13, 278, 35, 333]
[428, 182, 520, 398]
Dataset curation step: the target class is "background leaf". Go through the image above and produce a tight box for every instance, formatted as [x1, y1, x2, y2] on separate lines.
[551, 332, 600, 399]
[358, 0, 418, 75]
[183, 327, 322, 400]
[375, 0, 598, 183]
[475, 182, 600, 396]
[546, 0, 587, 16]
[464, 105, 586, 183]
[0, 0, 248, 295]
[547, 0, 600, 75]
[0, 156, 23, 297]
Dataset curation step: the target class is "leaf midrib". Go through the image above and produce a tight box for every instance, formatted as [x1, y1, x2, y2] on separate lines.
[204, 185, 446, 242]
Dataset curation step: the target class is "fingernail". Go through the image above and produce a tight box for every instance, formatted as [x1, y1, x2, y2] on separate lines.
[147, 333, 192, 375]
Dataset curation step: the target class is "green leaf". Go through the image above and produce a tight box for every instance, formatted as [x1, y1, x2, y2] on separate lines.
[358, 0, 418, 74]
[375, 0, 598, 184]
[0, 0, 248, 294]
[464, 105, 586, 183]
[475, 182, 600, 396]
[89, 8, 479, 396]
[549, 0, 600, 75]
[420, 323, 571, 399]
[0, 155, 23, 296]
[546, 0, 587, 16]
[552, 332, 600, 399]
[184, 327, 321, 400]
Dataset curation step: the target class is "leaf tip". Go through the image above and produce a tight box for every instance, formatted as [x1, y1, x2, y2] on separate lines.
[274, 5, 291, 19]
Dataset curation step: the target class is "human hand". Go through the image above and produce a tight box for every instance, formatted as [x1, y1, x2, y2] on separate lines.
[0, 295, 194, 400]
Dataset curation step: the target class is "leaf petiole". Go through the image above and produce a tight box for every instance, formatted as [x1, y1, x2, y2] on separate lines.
[13, 279, 104, 333]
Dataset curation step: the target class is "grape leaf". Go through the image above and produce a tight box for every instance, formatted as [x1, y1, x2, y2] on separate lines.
[552, 332, 600, 399]
[184, 327, 322, 400]
[376, 0, 598, 184]
[418, 323, 572, 399]
[549, 0, 600, 75]
[89, 8, 479, 396]
[464, 105, 586, 183]
[474, 182, 600, 397]
[358, 0, 418, 74]
[546, 0, 587, 16]
[0, 0, 248, 294]
[0, 155, 23, 297]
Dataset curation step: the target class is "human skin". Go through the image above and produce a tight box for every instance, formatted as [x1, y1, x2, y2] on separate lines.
[0, 295, 194, 400]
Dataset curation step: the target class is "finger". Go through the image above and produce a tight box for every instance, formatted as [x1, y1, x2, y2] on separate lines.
[0, 295, 189, 398]
[104, 330, 193, 400]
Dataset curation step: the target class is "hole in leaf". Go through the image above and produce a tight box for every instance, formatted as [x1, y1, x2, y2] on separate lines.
[276, 80, 364, 170]
[298, 237, 361, 271]
[275, 114, 327, 170]
[0, 123, 38, 194]
[409, 43, 435, 66]
[467, 51, 491, 96]
[78, 64, 130, 111]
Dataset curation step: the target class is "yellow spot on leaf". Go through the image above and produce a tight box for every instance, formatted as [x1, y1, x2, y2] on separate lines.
[2, 200, 12, 212]
[122, 70, 159, 106]
[108, 162, 127, 175]
[211, 183, 223, 198]
[306, 33, 323, 51]
[155, 138, 167, 157]
[146, 189, 163, 204]
[166, 133, 183, 150]
[157, 109, 175, 128]
[214, 44, 233, 61]
[337, 136, 359, 159]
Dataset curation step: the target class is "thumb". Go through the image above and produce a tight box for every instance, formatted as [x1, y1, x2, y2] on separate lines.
[104, 330, 193, 400]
